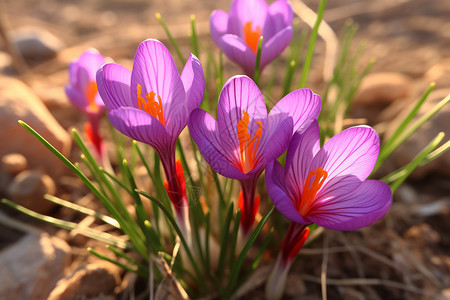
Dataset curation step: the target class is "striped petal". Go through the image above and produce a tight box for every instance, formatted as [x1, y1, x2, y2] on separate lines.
[217, 75, 267, 159]
[96, 63, 133, 111]
[266, 160, 311, 225]
[269, 88, 321, 134]
[311, 126, 380, 191]
[181, 54, 205, 113]
[307, 180, 392, 230]
[108, 107, 170, 152]
[130, 39, 186, 137]
[189, 108, 248, 180]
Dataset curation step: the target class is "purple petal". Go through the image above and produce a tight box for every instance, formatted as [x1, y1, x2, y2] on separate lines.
[311, 126, 380, 186]
[96, 63, 133, 111]
[210, 10, 229, 44]
[108, 107, 171, 151]
[265, 0, 294, 36]
[76, 49, 106, 81]
[228, 0, 268, 36]
[307, 180, 392, 230]
[260, 26, 293, 70]
[217, 75, 267, 161]
[269, 88, 321, 134]
[265, 160, 310, 224]
[130, 39, 187, 137]
[181, 54, 205, 113]
[217, 34, 256, 75]
[189, 109, 248, 180]
[285, 121, 321, 200]
[257, 116, 293, 170]
[65, 85, 88, 111]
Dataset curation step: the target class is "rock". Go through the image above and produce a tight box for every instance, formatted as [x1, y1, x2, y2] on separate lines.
[48, 261, 121, 300]
[1, 153, 27, 175]
[7, 170, 56, 214]
[11, 26, 65, 61]
[0, 75, 71, 178]
[0, 233, 70, 300]
[0, 51, 13, 73]
[351, 72, 413, 124]
[388, 88, 450, 179]
[353, 72, 412, 106]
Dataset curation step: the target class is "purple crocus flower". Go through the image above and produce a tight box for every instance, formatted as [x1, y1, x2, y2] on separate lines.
[189, 75, 320, 237]
[210, 0, 293, 77]
[65, 49, 106, 156]
[264, 120, 392, 300]
[96, 39, 205, 240]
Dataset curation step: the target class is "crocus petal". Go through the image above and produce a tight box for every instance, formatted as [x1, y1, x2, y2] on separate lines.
[217, 75, 267, 158]
[307, 180, 392, 230]
[189, 109, 248, 180]
[256, 116, 293, 172]
[181, 54, 205, 113]
[108, 107, 170, 152]
[311, 126, 380, 186]
[229, 0, 269, 33]
[284, 121, 321, 199]
[217, 34, 256, 75]
[65, 85, 88, 111]
[260, 26, 293, 70]
[266, 160, 310, 224]
[130, 39, 187, 137]
[269, 88, 321, 134]
[266, 0, 294, 33]
[77, 49, 106, 81]
[210, 10, 229, 43]
[96, 63, 133, 111]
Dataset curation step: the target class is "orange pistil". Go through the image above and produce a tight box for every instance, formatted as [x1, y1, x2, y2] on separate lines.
[85, 81, 99, 111]
[243, 21, 261, 53]
[137, 84, 165, 126]
[298, 167, 328, 216]
[237, 110, 262, 174]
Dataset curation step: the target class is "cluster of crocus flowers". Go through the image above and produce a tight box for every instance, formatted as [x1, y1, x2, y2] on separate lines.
[65, 49, 107, 160]
[210, 0, 293, 77]
[189, 75, 321, 238]
[96, 39, 205, 242]
[264, 121, 392, 300]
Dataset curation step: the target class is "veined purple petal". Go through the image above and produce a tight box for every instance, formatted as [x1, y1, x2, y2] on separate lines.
[269, 88, 321, 134]
[260, 26, 293, 71]
[130, 39, 186, 137]
[307, 180, 392, 230]
[217, 34, 256, 75]
[266, 160, 310, 224]
[210, 10, 229, 44]
[311, 126, 380, 187]
[285, 121, 321, 200]
[189, 109, 248, 180]
[229, 0, 269, 35]
[257, 116, 293, 169]
[108, 107, 171, 151]
[65, 85, 88, 111]
[181, 54, 205, 113]
[96, 63, 133, 111]
[217, 75, 267, 159]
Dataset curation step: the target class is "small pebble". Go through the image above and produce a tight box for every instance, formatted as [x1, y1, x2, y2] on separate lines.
[1, 153, 27, 175]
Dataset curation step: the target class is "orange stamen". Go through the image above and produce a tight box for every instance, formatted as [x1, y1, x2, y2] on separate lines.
[137, 84, 165, 126]
[237, 110, 262, 174]
[85, 81, 99, 111]
[298, 168, 328, 216]
[243, 21, 261, 54]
